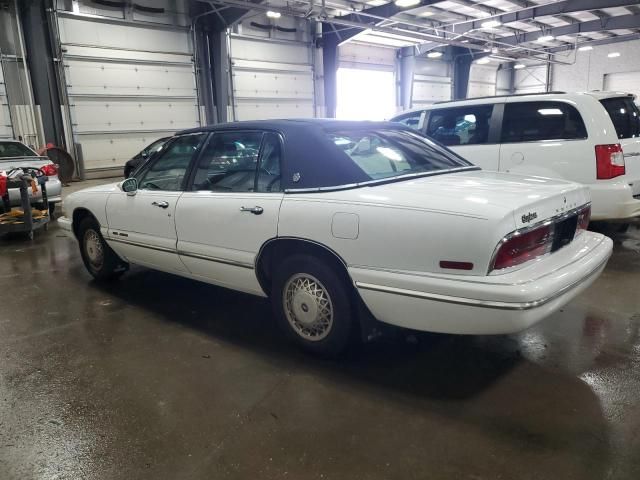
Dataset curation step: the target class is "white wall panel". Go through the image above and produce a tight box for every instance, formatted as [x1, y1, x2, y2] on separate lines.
[230, 35, 314, 121]
[56, 12, 199, 173]
[514, 65, 547, 94]
[552, 39, 640, 93]
[0, 64, 13, 139]
[604, 71, 640, 100]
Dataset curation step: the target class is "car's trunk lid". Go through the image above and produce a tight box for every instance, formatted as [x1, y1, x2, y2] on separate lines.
[0, 156, 51, 173]
[348, 170, 590, 230]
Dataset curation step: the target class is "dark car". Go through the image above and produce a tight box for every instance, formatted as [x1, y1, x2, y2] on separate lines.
[123, 137, 170, 178]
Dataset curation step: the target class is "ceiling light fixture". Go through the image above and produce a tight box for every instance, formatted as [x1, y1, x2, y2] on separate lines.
[476, 57, 491, 64]
[578, 45, 593, 52]
[537, 35, 555, 42]
[608, 52, 621, 58]
[427, 51, 443, 58]
[266, 10, 281, 18]
[481, 20, 502, 29]
[395, 0, 421, 8]
[514, 63, 526, 69]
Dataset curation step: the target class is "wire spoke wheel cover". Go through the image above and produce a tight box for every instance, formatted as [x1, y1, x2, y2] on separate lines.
[283, 273, 334, 341]
[84, 229, 104, 270]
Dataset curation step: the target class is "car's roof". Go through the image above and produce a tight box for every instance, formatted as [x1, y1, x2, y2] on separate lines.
[178, 118, 408, 135]
[392, 91, 636, 117]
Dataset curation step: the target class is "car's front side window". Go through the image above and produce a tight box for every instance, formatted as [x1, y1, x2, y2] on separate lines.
[427, 105, 493, 146]
[137, 133, 206, 191]
[327, 129, 473, 182]
[393, 111, 425, 131]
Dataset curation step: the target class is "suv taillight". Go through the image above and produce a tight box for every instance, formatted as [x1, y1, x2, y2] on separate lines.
[491, 224, 553, 271]
[40, 163, 58, 177]
[595, 144, 625, 179]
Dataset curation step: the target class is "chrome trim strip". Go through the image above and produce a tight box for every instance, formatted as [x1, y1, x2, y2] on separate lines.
[355, 254, 608, 311]
[108, 237, 175, 254]
[284, 166, 479, 194]
[177, 250, 254, 270]
[108, 237, 255, 270]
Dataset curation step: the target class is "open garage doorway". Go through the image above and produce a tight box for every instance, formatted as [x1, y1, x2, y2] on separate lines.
[336, 68, 396, 121]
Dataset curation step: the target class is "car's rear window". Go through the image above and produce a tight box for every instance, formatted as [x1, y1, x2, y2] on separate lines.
[0, 142, 38, 158]
[326, 129, 474, 182]
[600, 97, 640, 139]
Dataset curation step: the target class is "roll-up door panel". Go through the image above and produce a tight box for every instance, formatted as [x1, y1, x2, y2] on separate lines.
[0, 65, 13, 139]
[57, 13, 199, 173]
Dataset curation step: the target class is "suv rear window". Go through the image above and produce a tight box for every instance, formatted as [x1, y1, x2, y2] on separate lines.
[501, 101, 588, 143]
[600, 97, 640, 139]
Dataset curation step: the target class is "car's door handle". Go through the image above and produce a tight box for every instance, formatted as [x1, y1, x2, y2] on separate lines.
[151, 201, 169, 209]
[240, 206, 264, 215]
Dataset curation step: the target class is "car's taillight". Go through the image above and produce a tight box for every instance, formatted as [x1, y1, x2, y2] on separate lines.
[491, 224, 553, 271]
[595, 144, 625, 179]
[576, 205, 591, 235]
[40, 163, 58, 177]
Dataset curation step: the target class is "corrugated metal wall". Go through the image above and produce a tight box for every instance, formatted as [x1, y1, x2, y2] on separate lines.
[55, 4, 199, 175]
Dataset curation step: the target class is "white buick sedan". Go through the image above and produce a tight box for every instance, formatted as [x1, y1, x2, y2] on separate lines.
[60, 120, 613, 355]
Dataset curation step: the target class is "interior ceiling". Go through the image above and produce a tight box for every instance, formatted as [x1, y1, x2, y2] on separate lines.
[202, 0, 640, 63]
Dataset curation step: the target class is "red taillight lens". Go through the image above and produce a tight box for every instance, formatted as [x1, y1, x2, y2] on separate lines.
[595, 144, 625, 179]
[40, 163, 58, 177]
[576, 205, 591, 235]
[491, 224, 553, 271]
[0, 172, 7, 197]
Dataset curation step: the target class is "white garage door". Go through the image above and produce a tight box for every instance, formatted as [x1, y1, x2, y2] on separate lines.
[0, 63, 13, 140]
[468, 64, 498, 98]
[604, 71, 640, 100]
[230, 35, 314, 120]
[57, 13, 200, 175]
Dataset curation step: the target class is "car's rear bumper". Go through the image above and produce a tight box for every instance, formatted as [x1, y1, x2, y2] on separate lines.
[350, 232, 612, 335]
[6, 176, 63, 206]
[589, 178, 640, 221]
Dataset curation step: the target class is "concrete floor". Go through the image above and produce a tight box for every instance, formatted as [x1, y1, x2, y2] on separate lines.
[1, 182, 639, 479]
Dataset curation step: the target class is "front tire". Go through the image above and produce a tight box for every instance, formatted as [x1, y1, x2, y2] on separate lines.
[78, 217, 126, 281]
[272, 255, 355, 356]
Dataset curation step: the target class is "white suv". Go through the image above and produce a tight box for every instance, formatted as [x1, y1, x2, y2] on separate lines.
[392, 91, 640, 221]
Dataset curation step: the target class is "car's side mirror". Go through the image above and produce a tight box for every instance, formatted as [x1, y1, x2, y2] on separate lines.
[119, 177, 138, 196]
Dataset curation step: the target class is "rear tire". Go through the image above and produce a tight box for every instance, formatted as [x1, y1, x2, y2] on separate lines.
[78, 217, 126, 281]
[271, 254, 354, 356]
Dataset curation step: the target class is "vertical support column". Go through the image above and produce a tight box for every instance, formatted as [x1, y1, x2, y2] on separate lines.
[451, 47, 472, 101]
[321, 30, 338, 119]
[193, 27, 217, 125]
[18, 0, 66, 147]
[508, 62, 516, 94]
[398, 47, 415, 111]
[211, 29, 231, 123]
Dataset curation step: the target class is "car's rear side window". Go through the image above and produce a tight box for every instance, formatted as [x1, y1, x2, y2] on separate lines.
[600, 97, 640, 139]
[501, 101, 587, 143]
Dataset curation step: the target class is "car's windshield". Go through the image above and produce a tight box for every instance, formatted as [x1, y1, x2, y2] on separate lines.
[326, 129, 474, 182]
[0, 141, 38, 158]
